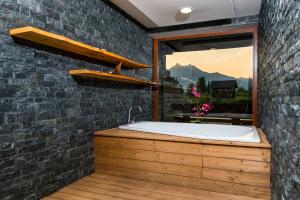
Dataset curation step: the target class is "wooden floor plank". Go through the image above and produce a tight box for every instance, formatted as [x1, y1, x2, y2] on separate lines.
[42, 196, 61, 200]
[79, 177, 207, 200]
[96, 165, 270, 199]
[71, 181, 168, 200]
[89, 173, 266, 200]
[58, 187, 127, 200]
[43, 173, 269, 200]
[85, 175, 235, 200]
[73, 181, 198, 200]
[51, 192, 92, 200]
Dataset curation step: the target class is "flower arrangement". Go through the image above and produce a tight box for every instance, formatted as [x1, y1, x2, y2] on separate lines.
[191, 86, 214, 116]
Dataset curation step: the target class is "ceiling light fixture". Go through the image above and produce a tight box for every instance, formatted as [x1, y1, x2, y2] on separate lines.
[180, 7, 193, 14]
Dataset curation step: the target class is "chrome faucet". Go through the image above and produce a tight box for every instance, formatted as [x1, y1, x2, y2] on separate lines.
[128, 105, 142, 124]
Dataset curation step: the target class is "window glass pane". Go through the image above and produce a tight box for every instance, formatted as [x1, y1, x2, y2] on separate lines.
[161, 46, 253, 125]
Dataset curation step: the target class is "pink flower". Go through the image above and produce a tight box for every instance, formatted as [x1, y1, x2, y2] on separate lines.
[202, 103, 211, 110]
[192, 107, 198, 113]
[191, 87, 201, 98]
[200, 103, 214, 115]
[198, 111, 206, 116]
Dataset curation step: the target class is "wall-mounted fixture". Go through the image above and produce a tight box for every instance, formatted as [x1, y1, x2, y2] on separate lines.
[180, 7, 193, 14]
[69, 69, 156, 86]
[10, 26, 155, 86]
[128, 105, 143, 123]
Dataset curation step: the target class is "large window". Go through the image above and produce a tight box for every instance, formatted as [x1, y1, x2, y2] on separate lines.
[160, 34, 254, 125]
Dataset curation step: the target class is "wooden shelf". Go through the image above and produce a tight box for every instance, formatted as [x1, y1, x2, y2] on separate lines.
[69, 69, 156, 86]
[10, 26, 149, 69]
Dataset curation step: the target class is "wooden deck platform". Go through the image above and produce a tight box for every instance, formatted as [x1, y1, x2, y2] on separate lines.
[43, 173, 267, 200]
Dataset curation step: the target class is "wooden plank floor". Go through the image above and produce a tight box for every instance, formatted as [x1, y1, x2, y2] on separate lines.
[43, 173, 267, 200]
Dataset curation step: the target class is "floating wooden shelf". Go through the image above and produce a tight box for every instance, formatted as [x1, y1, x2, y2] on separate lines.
[10, 26, 149, 69]
[69, 69, 156, 86]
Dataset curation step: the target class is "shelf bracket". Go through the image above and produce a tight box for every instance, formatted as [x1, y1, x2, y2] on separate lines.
[113, 61, 122, 75]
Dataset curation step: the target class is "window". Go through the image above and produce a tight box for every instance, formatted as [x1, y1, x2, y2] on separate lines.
[159, 33, 255, 125]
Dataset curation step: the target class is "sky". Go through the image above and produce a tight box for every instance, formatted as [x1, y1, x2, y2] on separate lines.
[166, 46, 253, 78]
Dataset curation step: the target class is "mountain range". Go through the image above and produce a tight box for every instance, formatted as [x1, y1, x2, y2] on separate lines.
[168, 63, 251, 90]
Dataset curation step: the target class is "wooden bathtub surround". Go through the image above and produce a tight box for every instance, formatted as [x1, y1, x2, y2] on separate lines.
[94, 128, 271, 199]
[10, 26, 149, 69]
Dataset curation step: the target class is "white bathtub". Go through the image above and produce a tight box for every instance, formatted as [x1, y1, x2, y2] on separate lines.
[119, 121, 260, 143]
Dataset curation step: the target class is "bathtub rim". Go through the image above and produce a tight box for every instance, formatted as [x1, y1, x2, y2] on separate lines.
[119, 122, 260, 143]
[94, 126, 271, 149]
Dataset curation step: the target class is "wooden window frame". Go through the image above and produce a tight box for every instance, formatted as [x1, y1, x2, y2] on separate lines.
[153, 25, 258, 126]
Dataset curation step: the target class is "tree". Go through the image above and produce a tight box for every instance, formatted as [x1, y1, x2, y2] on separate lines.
[207, 81, 211, 94]
[186, 83, 195, 97]
[237, 87, 247, 93]
[197, 77, 206, 93]
[247, 77, 253, 100]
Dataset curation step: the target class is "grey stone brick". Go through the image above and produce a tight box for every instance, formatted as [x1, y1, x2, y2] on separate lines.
[259, 0, 300, 199]
[0, 0, 153, 199]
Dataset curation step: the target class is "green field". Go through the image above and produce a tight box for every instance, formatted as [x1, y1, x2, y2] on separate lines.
[186, 92, 251, 104]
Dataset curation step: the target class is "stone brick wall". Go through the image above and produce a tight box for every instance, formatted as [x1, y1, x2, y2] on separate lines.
[259, 0, 300, 199]
[0, 0, 153, 199]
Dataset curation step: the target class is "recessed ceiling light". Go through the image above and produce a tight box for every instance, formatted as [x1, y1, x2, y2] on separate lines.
[180, 7, 193, 14]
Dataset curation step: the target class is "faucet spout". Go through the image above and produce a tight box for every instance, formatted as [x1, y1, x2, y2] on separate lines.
[128, 105, 143, 124]
[128, 107, 133, 124]
[138, 106, 142, 113]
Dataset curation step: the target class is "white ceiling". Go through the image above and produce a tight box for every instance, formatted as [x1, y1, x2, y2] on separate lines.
[110, 0, 262, 28]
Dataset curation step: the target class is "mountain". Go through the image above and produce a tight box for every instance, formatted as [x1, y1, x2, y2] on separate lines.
[169, 63, 250, 90]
